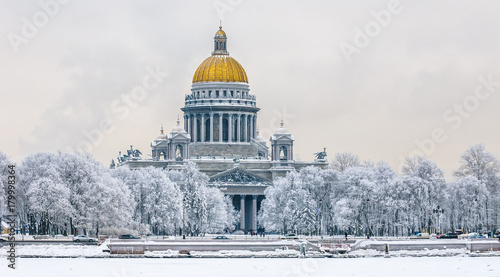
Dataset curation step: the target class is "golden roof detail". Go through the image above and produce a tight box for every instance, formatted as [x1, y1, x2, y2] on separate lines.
[192, 26, 248, 83]
[215, 26, 226, 37]
[193, 55, 248, 83]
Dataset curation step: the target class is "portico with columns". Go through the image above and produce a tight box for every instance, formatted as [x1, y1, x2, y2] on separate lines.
[232, 194, 264, 232]
[210, 165, 269, 232]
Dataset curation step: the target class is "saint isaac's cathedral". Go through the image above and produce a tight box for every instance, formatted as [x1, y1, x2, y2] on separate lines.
[116, 26, 328, 232]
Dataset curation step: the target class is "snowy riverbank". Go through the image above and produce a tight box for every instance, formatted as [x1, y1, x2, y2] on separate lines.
[2, 243, 500, 259]
[1, 257, 500, 277]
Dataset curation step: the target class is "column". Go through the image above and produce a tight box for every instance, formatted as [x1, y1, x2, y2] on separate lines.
[253, 116, 257, 138]
[236, 114, 241, 142]
[243, 114, 247, 142]
[240, 195, 246, 231]
[184, 115, 187, 132]
[228, 113, 232, 143]
[249, 115, 254, 140]
[201, 114, 205, 142]
[219, 113, 223, 142]
[210, 113, 214, 142]
[252, 195, 257, 231]
[193, 114, 198, 142]
[187, 115, 191, 140]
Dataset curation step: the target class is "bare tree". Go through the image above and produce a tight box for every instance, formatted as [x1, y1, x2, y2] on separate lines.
[454, 144, 499, 182]
[331, 152, 360, 172]
[401, 156, 424, 176]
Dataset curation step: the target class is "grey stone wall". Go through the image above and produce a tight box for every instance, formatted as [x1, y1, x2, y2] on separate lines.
[293, 161, 329, 171]
[189, 143, 258, 158]
[117, 159, 326, 182]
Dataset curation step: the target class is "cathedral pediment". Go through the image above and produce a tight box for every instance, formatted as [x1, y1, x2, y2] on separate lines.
[273, 135, 293, 141]
[210, 166, 271, 184]
[151, 140, 168, 147]
[168, 133, 190, 141]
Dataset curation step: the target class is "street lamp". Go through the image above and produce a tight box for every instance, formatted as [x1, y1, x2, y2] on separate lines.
[318, 199, 323, 237]
[474, 198, 479, 233]
[366, 198, 370, 239]
[433, 206, 444, 234]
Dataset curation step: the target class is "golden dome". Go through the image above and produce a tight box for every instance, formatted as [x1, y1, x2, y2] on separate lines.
[215, 28, 226, 37]
[193, 55, 248, 83]
[192, 26, 248, 83]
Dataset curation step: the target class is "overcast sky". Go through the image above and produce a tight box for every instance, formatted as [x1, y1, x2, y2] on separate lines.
[1, 0, 500, 178]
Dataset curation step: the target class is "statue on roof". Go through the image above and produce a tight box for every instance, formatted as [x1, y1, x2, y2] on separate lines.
[314, 148, 327, 161]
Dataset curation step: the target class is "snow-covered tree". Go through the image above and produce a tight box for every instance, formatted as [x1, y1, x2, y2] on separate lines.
[17, 152, 134, 236]
[0, 152, 11, 233]
[260, 168, 335, 235]
[142, 167, 182, 235]
[258, 176, 292, 233]
[331, 152, 360, 172]
[111, 167, 150, 233]
[17, 152, 61, 234]
[333, 166, 376, 236]
[454, 144, 500, 232]
[11, 144, 498, 238]
[26, 177, 73, 235]
[401, 157, 446, 234]
[204, 186, 233, 233]
[446, 176, 488, 232]
[174, 162, 233, 235]
[454, 144, 499, 183]
[57, 152, 134, 236]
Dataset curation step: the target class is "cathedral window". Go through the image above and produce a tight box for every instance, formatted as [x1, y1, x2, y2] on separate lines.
[196, 119, 201, 142]
[205, 118, 211, 141]
[222, 118, 229, 142]
[175, 145, 183, 161]
[160, 151, 167, 160]
[279, 146, 288, 161]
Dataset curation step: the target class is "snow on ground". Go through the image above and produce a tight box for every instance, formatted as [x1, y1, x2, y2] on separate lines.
[0, 240, 110, 258]
[145, 249, 301, 258]
[349, 248, 468, 258]
[0, 244, 109, 257]
[356, 238, 500, 247]
[1, 257, 500, 277]
[2, 239, 500, 258]
[110, 239, 301, 245]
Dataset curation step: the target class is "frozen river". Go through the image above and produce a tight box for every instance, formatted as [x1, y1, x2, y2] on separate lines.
[1, 257, 499, 277]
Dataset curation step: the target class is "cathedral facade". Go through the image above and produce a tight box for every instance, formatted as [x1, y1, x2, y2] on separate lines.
[117, 26, 328, 232]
